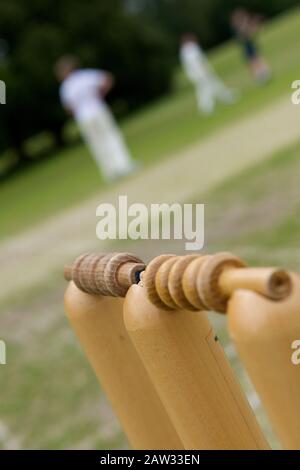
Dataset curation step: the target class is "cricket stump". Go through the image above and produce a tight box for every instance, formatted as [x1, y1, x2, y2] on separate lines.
[227, 272, 300, 449]
[123, 253, 270, 449]
[184, 251, 296, 449]
[64, 253, 183, 450]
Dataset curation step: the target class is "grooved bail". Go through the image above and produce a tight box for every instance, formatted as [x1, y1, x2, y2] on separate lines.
[143, 254, 207, 311]
[143, 251, 292, 313]
[64, 252, 145, 297]
[196, 252, 246, 313]
[144, 255, 177, 310]
[182, 256, 212, 310]
[65, 251, 292, 309]
[168, 255, 200, 311]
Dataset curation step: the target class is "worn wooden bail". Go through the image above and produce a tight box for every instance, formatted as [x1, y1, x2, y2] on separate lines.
[196, 252, 246, 313]
[182, 255, 212, 311]
[168, 255, 201, 311]
[143, 254, 177, 310]
[64, 252, 145, 297]
[155, 256, 180, 309]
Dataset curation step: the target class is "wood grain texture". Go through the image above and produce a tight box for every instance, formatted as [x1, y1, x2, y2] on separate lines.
[64, 252, 145, 297]
[143, 254, 176, 310]
[64, 282, 183, 450]
[168, 255, 199, 311]
[196, 252, 246, 313]
[182, 256, 211, 310]
[227, 273, 300, 449]
[155, 257, 179, 310]
[220, 267, 292, 300]
[124, 283, 269, 450]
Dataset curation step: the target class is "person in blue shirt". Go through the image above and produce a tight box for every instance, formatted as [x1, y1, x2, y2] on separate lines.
[231, 8, 271, 84]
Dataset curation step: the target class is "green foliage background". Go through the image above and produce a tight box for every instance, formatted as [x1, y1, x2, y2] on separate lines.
[0, 0, 173, 164]
[132, 0, 300, 48]
[0, 0, 298, 169]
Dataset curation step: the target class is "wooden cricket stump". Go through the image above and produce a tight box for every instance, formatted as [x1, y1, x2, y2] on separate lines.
[64, 253, 183, 450]
[64, 250, 294, 450]
[227, 273, 300, 449]
[183, 251, 299, 450]
[142, 250, 295, 450]
[124, 252, 271, 450]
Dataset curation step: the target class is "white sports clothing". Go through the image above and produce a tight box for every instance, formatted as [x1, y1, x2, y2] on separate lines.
[59, 69, 135, 181]
[79, 106, 135, 181]
[180, 41, 211, 82]
[60, 69, 107, 123]
[180, 41, 235, 114]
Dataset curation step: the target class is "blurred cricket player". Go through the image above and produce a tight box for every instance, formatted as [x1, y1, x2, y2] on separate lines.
[180, 34, 236, 115]
[230, 9, 271, 84]
[55, 55, 136, 182]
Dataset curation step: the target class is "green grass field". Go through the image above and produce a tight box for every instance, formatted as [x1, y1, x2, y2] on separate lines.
[2, 135, 300, 449]
[1, 6, 300, 450]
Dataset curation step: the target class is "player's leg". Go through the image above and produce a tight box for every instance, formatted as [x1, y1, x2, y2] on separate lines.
[211, 74, 237, 104]
[249, 56, 271, 84]
[100, 106, 136, 177]
[195, 78, 215, 114]
[79, 117, 116, 181]
[245, 41, 271, 84]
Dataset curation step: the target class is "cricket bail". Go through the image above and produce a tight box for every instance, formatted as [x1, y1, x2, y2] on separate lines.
[64, 252, 145, 297]
[143, 252, 292, 313]
[143, 252, 245, 312]
[64, 250, 292, 310]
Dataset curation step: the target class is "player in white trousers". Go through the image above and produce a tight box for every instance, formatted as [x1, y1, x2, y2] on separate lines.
[55, 55, 136, 182]
[180, 34, 236, 115]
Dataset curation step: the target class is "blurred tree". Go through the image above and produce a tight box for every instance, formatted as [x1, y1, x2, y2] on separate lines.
[132, 0, 300, 48]
[0, 0, 173, 167]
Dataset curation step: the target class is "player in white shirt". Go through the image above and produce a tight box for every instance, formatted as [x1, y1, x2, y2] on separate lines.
[180, 34, 236, 115]
[55, 55, 136, 182]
